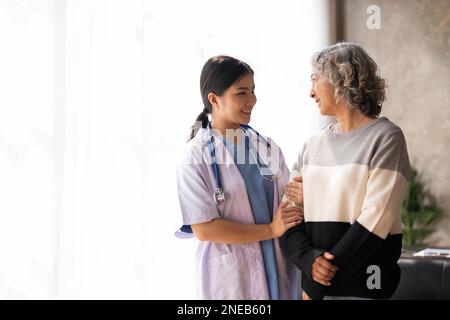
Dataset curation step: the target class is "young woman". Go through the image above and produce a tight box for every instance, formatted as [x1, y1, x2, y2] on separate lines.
[176, 55, 302, 300]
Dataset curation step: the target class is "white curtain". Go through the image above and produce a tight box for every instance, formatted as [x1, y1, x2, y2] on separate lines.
[0, 0, 330, 299]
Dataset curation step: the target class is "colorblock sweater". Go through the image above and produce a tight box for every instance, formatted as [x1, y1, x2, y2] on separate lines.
[282, 117, 410, 299]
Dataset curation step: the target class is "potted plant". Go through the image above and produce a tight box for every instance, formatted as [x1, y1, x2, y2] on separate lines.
[401, 167, 441, 248]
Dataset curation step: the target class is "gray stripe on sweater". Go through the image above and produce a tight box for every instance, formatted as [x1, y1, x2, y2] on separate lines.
[299, 117, 410, 180]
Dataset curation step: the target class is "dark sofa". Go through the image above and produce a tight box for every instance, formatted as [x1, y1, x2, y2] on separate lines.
[390, 257, 450, 300]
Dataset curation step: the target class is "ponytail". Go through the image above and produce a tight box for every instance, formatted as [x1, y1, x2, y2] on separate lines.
[189, 108, 209, 141]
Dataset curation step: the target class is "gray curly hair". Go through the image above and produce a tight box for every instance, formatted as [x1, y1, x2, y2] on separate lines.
[312, 42, 386, 117]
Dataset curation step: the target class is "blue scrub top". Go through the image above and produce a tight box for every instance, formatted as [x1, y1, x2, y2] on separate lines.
[222, 134, 280, 300]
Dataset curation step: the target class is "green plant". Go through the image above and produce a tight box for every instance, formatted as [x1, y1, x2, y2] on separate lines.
[401, 167, 441, 248]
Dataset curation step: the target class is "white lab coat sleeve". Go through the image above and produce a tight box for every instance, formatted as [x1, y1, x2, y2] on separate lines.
[176, 159, 220, 227]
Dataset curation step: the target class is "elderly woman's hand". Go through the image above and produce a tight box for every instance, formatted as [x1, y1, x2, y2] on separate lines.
[285, 176, 303, 206]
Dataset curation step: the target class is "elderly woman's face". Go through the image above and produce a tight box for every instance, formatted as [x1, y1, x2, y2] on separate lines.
[310, 72, 337, 115]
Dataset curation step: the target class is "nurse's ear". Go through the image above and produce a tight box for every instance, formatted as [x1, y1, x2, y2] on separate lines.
[208, 92, 221, 110]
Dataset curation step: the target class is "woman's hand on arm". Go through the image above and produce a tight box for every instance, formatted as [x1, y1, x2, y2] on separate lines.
[285, 176, 303, 206]
[270, 201, 304, 238]
[191, 202, 303, 244]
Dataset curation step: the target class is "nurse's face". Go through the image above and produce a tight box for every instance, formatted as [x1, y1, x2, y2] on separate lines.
[310, 72, 338, 116]
[212, 73, 257, 127]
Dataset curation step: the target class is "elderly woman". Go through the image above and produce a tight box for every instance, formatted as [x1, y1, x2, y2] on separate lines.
[282, 42, 410, 300]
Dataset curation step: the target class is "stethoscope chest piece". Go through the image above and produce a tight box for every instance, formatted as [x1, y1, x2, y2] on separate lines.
[214, 188, 226, 205]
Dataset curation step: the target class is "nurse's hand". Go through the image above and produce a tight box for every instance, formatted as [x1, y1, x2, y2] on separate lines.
[285, 176, 303, 206]
[270, 202, 303, 238]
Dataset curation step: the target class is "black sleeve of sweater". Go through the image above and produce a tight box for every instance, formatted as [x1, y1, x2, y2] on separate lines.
[282, 224, 329, 299]
[328, 223, 390, 288]
[299, 224, 393, 300]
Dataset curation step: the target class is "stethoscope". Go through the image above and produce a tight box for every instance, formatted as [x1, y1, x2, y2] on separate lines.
[206, 121, 276, 206]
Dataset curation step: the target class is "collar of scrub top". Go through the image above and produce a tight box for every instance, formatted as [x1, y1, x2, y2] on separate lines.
[206, 121, 272, 206]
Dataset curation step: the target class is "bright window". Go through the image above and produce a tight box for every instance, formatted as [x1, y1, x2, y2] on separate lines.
[0, 0, 330, 299]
